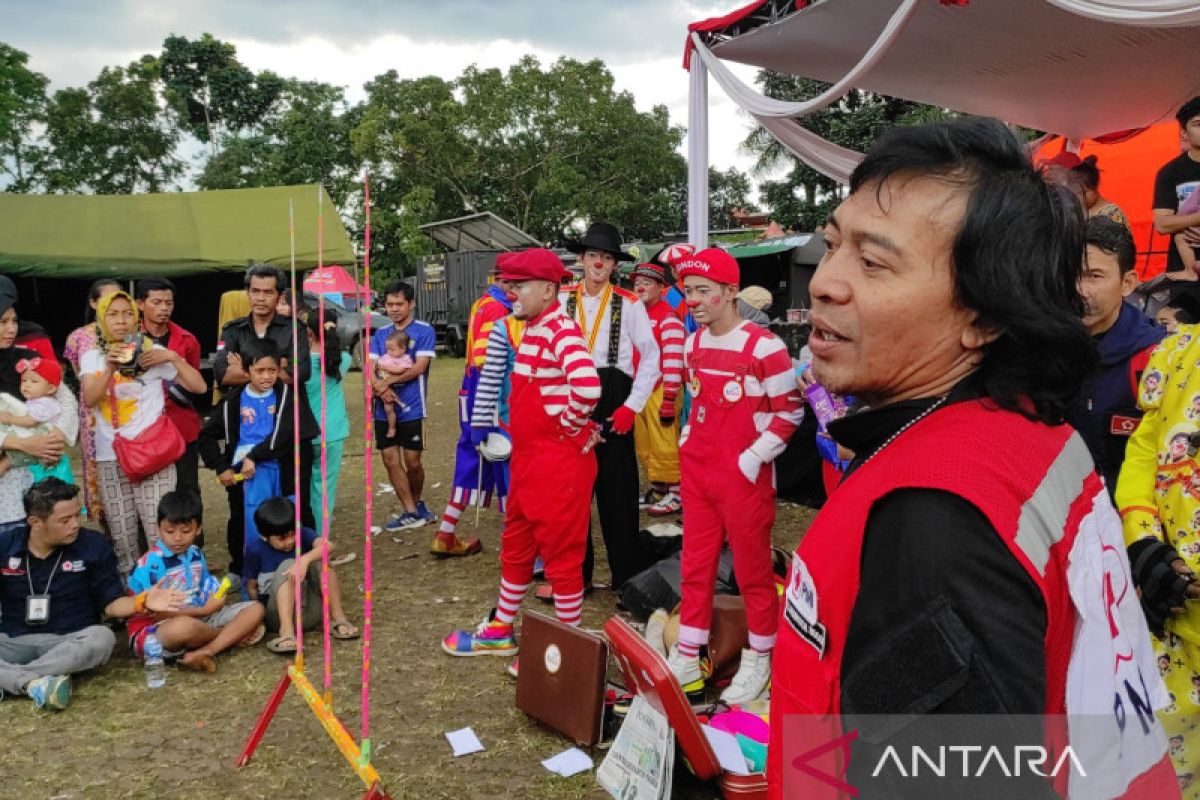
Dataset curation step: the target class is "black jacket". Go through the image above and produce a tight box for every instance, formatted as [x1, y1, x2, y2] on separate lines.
[197, 382, 319, 482]
[1066, 302, 1164, 499]
[213, 313, 317, 433]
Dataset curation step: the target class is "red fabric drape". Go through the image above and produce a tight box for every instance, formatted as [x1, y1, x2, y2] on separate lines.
[684, 1, 806, 69]
[1035, 122, 1185, 279]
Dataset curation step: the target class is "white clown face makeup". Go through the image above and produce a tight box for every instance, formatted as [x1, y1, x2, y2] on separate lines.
[509, 280, 556, 320]
[581, 249, 617, 290]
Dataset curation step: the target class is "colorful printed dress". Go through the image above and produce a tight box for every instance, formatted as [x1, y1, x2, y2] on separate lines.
[63, 323, 103, 524]
[1116, 325, 1200, 798]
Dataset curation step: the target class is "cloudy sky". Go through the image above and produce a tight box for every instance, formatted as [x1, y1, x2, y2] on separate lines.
[6, 0, 767, 188]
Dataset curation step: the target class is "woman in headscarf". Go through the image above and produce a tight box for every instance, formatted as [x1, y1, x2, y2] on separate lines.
[79, 290, 205, 578]
[63, 278, 121, 525]
[0, 276, 80, 534]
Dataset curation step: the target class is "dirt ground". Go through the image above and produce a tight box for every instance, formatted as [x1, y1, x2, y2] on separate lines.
[0, 359, 816, 800]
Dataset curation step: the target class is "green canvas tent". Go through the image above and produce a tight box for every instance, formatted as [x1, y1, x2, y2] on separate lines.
[0, 184, 355, 279]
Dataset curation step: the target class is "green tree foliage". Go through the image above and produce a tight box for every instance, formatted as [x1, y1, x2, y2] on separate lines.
[708, 166, 756, 229]
[353, 56, 688, 277]
[0, 43, 48, 192]
[744, 71, 951, 231]
[160, 34, 283, 153]
[40, 55, 183, 193]
[198, 79, 358, 206]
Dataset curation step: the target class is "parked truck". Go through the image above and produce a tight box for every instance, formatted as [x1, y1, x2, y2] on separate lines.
[414, 250, 501, 357]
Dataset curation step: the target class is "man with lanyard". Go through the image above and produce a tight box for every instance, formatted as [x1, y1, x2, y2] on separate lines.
[629, 261, 687, 516]
[136, 277, 204, 506]
[430, 268, 516, 557]
[559, 222, 660, 593]
[213, 264, 317, 574]
[0, 478, 186, 709]
[768, 119, 1177, 799]
[370, 281, 437, 532]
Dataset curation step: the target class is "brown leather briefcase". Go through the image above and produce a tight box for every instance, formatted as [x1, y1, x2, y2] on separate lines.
[515, 611, 608, 746]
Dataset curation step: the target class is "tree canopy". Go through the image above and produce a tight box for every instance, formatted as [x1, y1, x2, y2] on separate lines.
[0, 36, 768, 279]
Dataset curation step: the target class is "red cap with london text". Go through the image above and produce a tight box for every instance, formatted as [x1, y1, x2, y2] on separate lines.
[674, 247, 740, 285]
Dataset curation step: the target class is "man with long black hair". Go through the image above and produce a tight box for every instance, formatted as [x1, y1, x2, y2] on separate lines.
[768, 118, 1176, 799]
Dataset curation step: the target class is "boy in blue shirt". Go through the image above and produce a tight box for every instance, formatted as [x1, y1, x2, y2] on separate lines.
[198, 338, 319, 575]
[246, 497, 357, 654]
[127, 491, 265, 673]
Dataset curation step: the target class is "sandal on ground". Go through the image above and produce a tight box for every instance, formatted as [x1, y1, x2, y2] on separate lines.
[266, 636, 298, 654]
[430, 535, 483, 558]
[330, 552, 357, 566]
[238, 623, 266, 648]
[331, 620, 360, 640]
[180, 651, 218, 673]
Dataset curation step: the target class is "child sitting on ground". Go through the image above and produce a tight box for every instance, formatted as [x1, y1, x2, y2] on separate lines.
[127, 491, 266, 673]
[245, 496, 358, 654]
[374, 328, 413, 438]
[0, 357, 75, 484]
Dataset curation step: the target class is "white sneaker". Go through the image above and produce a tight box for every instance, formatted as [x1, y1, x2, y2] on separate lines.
[720, 648, 771, 706]
[643, 609, 670, 659]
[667, 649, 705, 696]
[647, 491, 682, 516]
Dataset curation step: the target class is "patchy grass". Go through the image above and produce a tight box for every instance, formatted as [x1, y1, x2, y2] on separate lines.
[1, 360, 816, 799]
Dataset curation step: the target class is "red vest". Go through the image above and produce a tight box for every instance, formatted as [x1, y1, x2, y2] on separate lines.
[768, 399, 1176, 799]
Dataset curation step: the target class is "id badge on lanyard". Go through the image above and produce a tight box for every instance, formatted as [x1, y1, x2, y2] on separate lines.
[24, 550, 64, 626]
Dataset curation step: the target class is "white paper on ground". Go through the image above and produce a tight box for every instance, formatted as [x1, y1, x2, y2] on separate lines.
[541, 747, 594, 777]
[445, 727, 484, 757]
[702, 724, 751, 775]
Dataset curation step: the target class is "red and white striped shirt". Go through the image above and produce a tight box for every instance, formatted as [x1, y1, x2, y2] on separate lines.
[514, 302, 602, 437]
[645, 300, 686, 403]
[680, 322, 804, 461]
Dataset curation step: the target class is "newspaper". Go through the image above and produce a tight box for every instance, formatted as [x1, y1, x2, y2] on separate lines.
[597, 695, 675, 799]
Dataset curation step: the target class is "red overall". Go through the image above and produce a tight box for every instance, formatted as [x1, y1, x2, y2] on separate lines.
[766, 401, 1179, 800]
[500, 362, 597, 599]
[679, 324, 779, 649]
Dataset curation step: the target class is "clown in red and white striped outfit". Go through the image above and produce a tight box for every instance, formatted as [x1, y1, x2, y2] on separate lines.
[443, 249, 602, 664]
[668, 248, 804, 705]
[631, 261, 687, 516]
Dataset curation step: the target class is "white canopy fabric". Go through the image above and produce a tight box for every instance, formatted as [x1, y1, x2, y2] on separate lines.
[686, 0, 1200, 244]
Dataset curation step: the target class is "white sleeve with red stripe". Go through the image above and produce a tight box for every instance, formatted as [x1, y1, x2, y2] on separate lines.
[624, 298, 660, 413]
[658, 315, 686, 402]
[747, 336, 804, 464]
[549, 319, 602, 435]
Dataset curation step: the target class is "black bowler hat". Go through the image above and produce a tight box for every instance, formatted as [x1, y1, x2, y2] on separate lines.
[566, 222, 633, 261]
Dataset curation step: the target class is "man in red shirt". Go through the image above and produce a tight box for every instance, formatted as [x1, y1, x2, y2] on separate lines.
[136, 278, 204, 505]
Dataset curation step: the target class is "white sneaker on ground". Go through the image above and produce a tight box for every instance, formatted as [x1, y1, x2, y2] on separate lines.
[643, 609, 670, 659]
[720, 648, 771, 706]
[647, 491, 682, 516]
[666, 649, 705, 697]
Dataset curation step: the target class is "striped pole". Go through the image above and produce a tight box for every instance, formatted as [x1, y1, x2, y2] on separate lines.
[360, 174, 376, 753]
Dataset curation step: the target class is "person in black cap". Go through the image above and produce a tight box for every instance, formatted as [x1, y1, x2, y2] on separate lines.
[556, 222, 660, 593]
